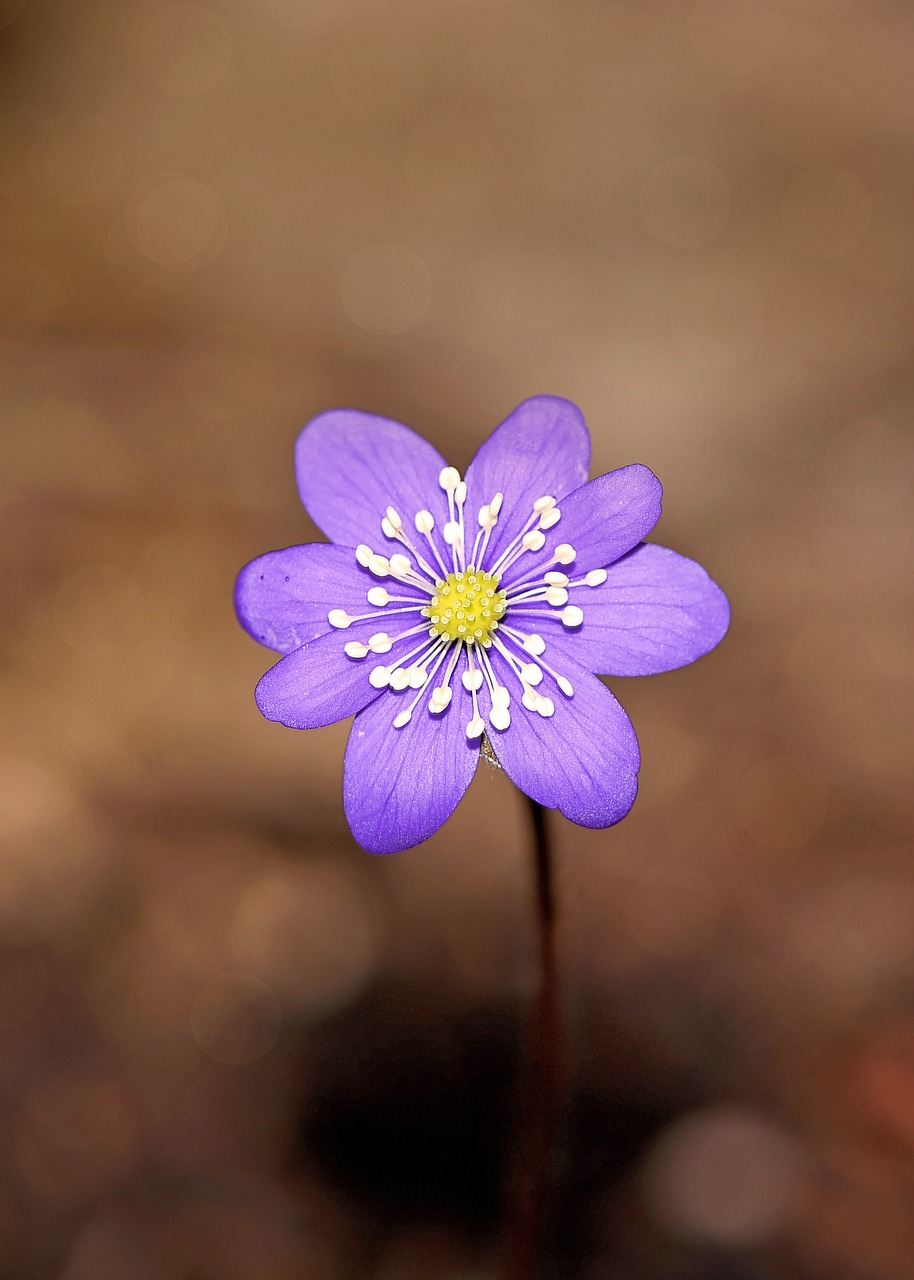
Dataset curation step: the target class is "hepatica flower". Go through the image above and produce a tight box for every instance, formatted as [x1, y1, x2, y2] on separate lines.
[235, 398, 729, 854]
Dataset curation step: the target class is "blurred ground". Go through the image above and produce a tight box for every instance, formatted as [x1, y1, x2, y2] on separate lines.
[1, 0, 913, 1276]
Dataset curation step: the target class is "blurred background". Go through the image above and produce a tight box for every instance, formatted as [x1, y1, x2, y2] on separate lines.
[1, 0, 913, 1275]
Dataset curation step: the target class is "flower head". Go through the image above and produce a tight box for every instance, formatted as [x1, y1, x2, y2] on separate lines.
[235, 397, 729, 853]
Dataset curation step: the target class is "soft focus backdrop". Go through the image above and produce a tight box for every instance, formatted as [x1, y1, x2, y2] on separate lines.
[2, 0, 913, 1276]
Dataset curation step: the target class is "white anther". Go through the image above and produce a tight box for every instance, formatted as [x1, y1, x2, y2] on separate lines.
[561, 605, 584, 627]
[368, 554, 390, 577]
[408, 666, 428, 689]
[533, 495, 556, 514]
[368, 632, 393, 653]
[466, 716, 485, 739]
[538, 507, 561, 530]
[415, 510, 435, 534]
[544, 586, 569, 606]
[454, 481, 467, 505]
[439, 466, 461, 493]
[344, 641, 369, 658]
[388, 553, 412, 575]
[553, 543, 576, 565]
[381, 517, 396, 539]
[544, 571, 569, 586]
[492, 685, 510, 709]
[585, 568, 608, 586]
[442, 521, 460, 546]
[489, 705, 511, 731]
[478, 504, 492, 528]
[521, 663, 543, 686]
[355, 544, 372, 568]
[522, 633, 546, 656]
[522, 530, 546, 553]
[556, 675, 574, 696]
[385, 506, 403, 532]
[367, 586, 390, 606]
[393, 708, 412, 729]
[328, 610, 352, 629]
[389, 668, 411, 690]
[489, 492, 504, 517]
[535, 694, 555, 718]
[369, 666, 390, 688]
[462, 668, 484, 692]
[430, 686, 452, 713]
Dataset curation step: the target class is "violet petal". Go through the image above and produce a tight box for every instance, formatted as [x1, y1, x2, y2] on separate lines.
[295, 410, 449, 548]
[236, 543, 415, 654]
[344, 655, 479, 854]
[463, 397, 590, 568]
[530, 542, 731, 676]
[483, 653, 640, 828]
[543, 464, 662, 576]
[255, 631, 380, 729]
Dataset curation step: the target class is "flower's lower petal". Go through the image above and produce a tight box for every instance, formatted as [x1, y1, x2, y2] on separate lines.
[295, 410, 449, 548]
[344, 658, 479, 854]
[236, 543, 397, 654]
[547, 465, 662, 574]
[533, 543, 730, 676]
[484, 653, 640, 829]
[255, 631, 379, 728]
[464, 397, 590, 566]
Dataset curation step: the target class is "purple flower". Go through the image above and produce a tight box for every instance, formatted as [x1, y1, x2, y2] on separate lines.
[235, 397, 729, 854]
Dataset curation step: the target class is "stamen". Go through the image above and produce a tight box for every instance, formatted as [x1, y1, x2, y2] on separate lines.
[464, 647, 485, 738]
[429, 643, 462, 713]
[553, 543, 576, 565]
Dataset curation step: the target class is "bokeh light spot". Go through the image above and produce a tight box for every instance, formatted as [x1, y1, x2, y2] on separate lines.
[823, 418, 914, 513]
[141, 4, 232, 97]
[640, 156, 731, 249]
[129, 173, 228, 271]
[780, 166, 871, 258]
[52, 565, 145, 658]
[737, 756, 828, 848]
[340, 242, 432, 335]
[643, 1105, 803, 1245]
[190, 972, 282, 1065]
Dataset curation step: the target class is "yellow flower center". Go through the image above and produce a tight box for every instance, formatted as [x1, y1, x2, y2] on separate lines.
[426, 567, 507, 646]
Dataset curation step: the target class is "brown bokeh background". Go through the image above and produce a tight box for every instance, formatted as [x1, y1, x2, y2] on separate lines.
[2, 0, 913, 1276]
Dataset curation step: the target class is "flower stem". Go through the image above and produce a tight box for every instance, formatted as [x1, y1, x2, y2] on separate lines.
[500, 797, 561, 1280]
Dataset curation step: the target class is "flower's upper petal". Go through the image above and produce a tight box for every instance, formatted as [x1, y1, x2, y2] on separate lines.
[545, 465, 662, 576]
[464, 397, 590, 566]
[483, 652, 639, 829]
[344, 655, 479, 854]
[236, 543, 404, 654]
[295, 409, 450, 547]
[255, 630, 379, 729]
[533, 543, 730, 676]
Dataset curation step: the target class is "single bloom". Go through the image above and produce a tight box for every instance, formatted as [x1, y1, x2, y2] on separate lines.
[235, 397, 729, 854]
